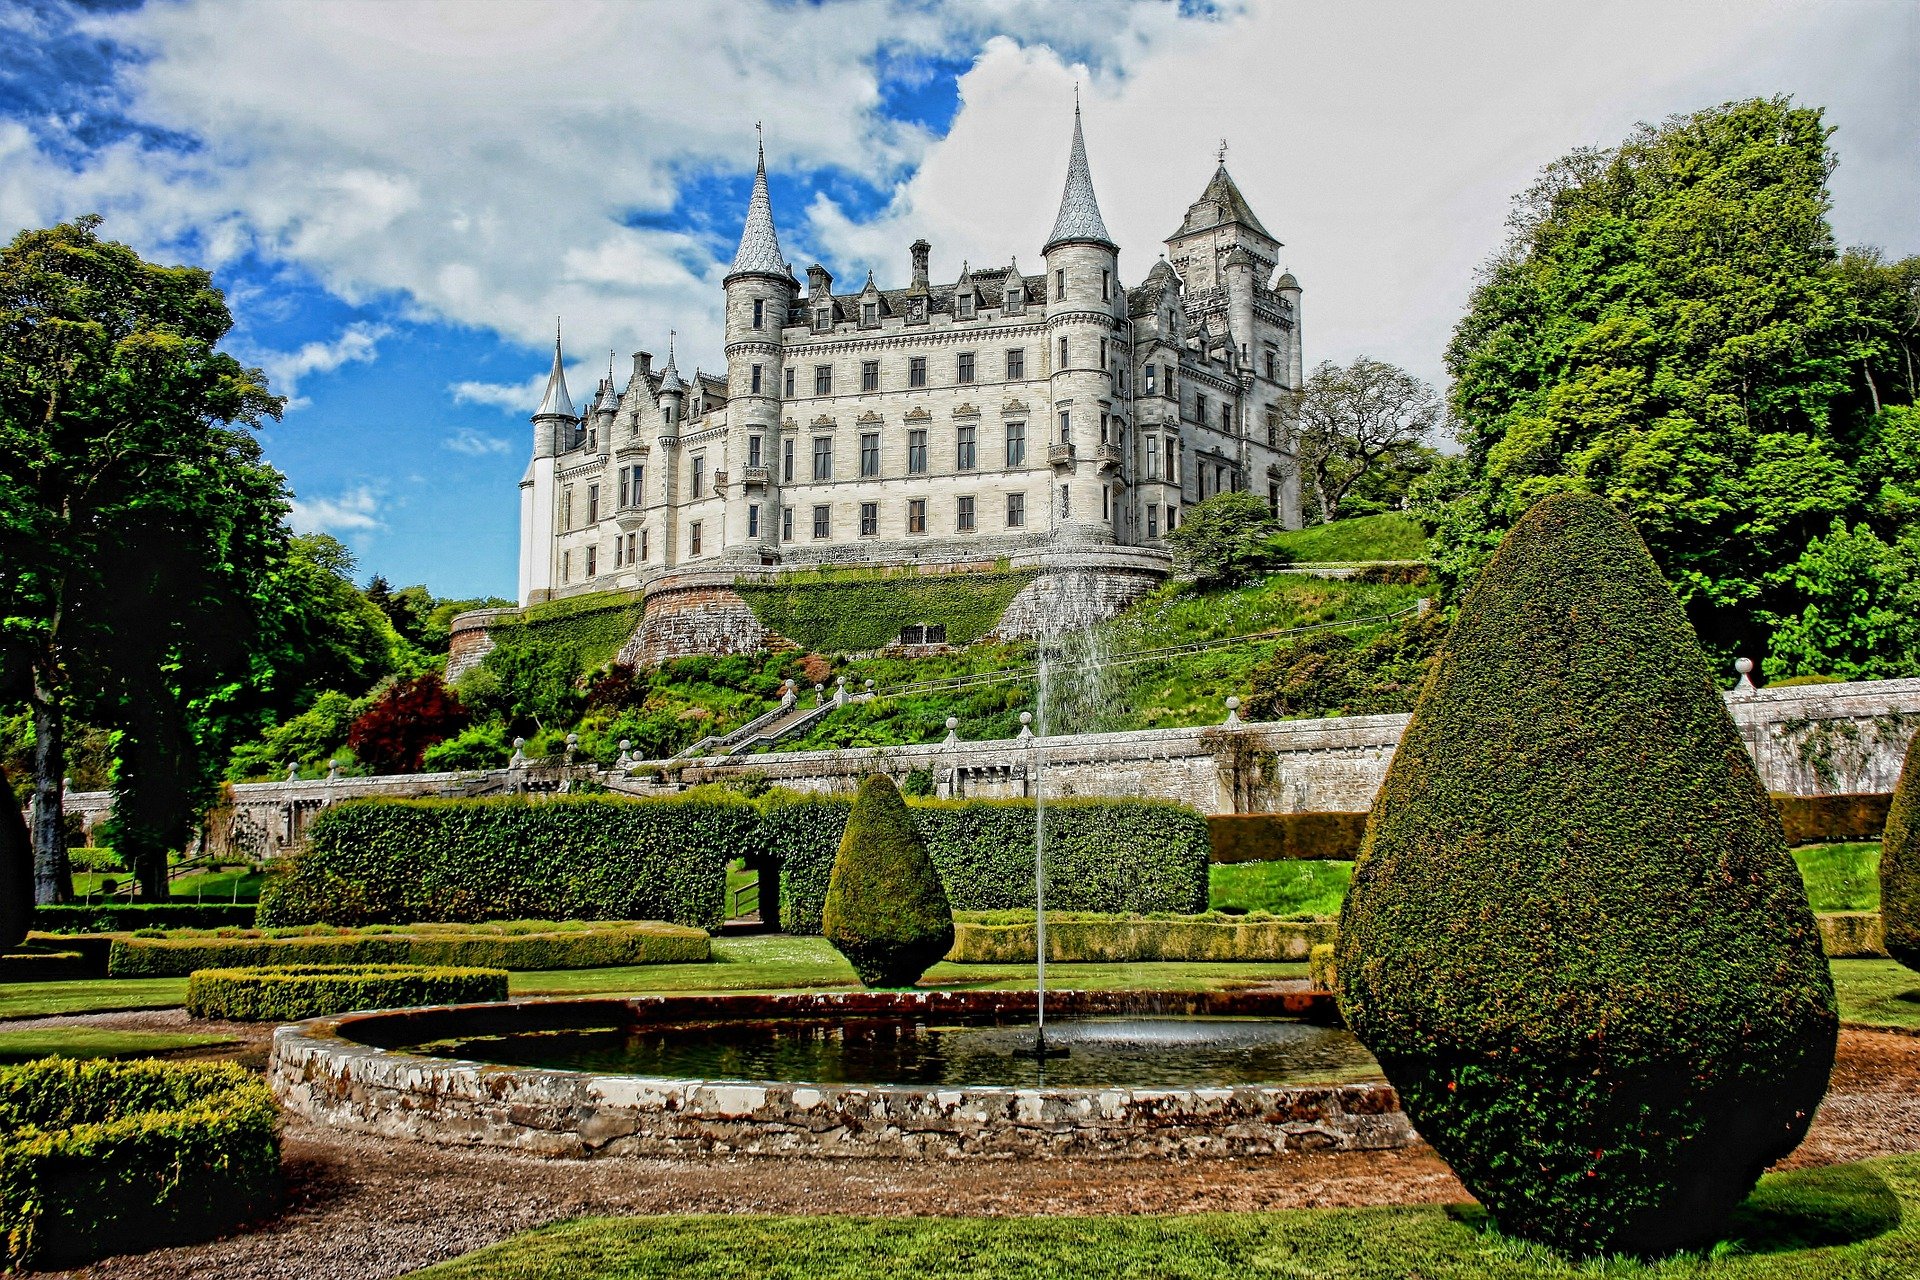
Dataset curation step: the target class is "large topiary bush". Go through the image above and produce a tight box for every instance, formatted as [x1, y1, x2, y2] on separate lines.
[821, 775, 953, 987]
[1336, 491, 1836, 1257]
[1881, 731, 1920, 970]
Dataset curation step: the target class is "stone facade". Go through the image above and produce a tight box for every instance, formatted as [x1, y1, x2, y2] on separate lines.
[515, 108, 1302, 616]
[270, 990, 1412, 1160]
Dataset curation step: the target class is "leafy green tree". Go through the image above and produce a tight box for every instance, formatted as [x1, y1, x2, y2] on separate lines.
[1292, 357, 1444, 524]
[1428, 97, 1916, 671]
[1, 217, 285, 900]
[1338, 492, 1835, 1256]
[821, 773, 953, 987]
[1164, 491, 1279, 588]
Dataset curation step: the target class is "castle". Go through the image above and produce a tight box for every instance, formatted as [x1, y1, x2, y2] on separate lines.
[515, 105, 1304, 616]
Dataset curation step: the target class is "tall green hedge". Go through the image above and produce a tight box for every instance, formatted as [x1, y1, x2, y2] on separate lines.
[763, 794, 1211, 935]
[256, 796, 758, 929]
[185, 964, 509, 1021]
[1336, 491, 1836, 1257]
[1881, 733, 1920, 970]
[0, 1058, 279, 1269]
[34, 903, 258, 934]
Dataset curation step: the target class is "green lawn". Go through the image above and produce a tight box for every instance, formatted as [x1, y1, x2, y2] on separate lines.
[1830, 959, 1920, 1031]
[1269, 512, 1429, 563]
[69, 867, 265, 903]
[405, 1152, 1920, 1279]
[0, 1027, 235, 1063]
[0, 977, 188, 1020]
[1210, 860, 1353, 916]
[1796, 844, 1880, 914]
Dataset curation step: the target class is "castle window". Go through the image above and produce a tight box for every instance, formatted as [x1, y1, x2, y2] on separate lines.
[1005, 283, 1022, 313]
[1059, 484, 1070, 517]
[860, 431, 880, 478]
[1167, 436, 1178, 482]
[1101, 269, 1110, 301]
[588, 484, 600, 523]
[614, 536, 623, 568]
[812, 436, 832, 481]
[1058, 336, 1068, 368]
[782, 437, 794, 483]
[748, 504, 760, 538]
[619, 469, 630, 508]
[814, 365, 832, 396]
[956, 423, 977, 471]
[586, 545, 597, 577]
[958, 292, 975, 318]
[812, 505, 830, 538]
[957, 352, 974, 384]
[1266, 411, 1278, 447]
[815, 308, 831, 333]
[627, 531, 639, 563]
[1162, 363, 1174, 393]
[1145, 366, 1157, 394]
[1265, 347, 1277, 381]
[1099, 339, 1108, 370]
[1006, 421, 1026, 466]
[908, 429, 927, 475]
[753, 298, 765, 329]
[780, 506, 793, 541]
[1006, 492, 1025, 527]
[749, 435, 763, 467]
[1268, 482, 1280, 514]
[689, 522, 702, 557]
[1146, 434, 1160, 478]
[908, 298, 925, 322]
[784, 368, 795, 397]
[1102, 487, 1110, 521]
[1099, 414, 1108, 444]
[587, 426, 596, 450]
[561, 550, 570, 583]
[908, 498, 927, 534]
[691, 455, 705, 498]
[860, 502, 878, 536]
[1054, 269, 1064, 301]
[909, 356, 927, 389]
[562, 487, 573, 530]
[957, 494, 975, 532]
[1168, 503, 1179, 529]
[641, 529, 649, 560]
[1007, 348, 1024, 380]
[861, 360, 879, 392]
[1058, 410, 1070, 443]
[861, 302, 878, 327]
[751, 364, 763, 394]
[1147, 504, 1159, 538]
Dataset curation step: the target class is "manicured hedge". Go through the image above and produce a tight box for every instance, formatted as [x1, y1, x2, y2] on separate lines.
[764, 794, 1211, 935]
[33, 903, 258, 933]
[109, 920, 707, 977]
[1308, 942, 1337, 991]
[1817, 912, 1887, 958]
[0, 948, 91, 982]
[1883, 732, 1920, 969]
[186, 964, 508, 1021]
[1208, 812, 1369, 862]
[947, 911, 1332, 963]
[256, 795, 759, 928]
[1775, 792, 1892, 846]
[0, 1057, 279, 1269]
[822, 775, 954, 987]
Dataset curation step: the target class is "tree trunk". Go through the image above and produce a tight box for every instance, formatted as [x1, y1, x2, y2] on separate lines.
[28, 685, 73, 905]
[135, 849, 168, 901]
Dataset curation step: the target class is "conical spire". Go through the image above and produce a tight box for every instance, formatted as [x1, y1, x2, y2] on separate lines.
[1044, 97, 1115, 253]
[535, 323, 576, 418]
[728, 131, 787, 279]
[657, 331, 686, 396]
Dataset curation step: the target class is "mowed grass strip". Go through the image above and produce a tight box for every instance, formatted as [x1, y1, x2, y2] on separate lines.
[0, 1027, 236, 1062]
[402, 1153, 1920, 1279]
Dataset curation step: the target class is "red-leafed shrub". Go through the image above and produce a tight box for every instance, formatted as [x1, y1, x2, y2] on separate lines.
[347, 675, 468, 775]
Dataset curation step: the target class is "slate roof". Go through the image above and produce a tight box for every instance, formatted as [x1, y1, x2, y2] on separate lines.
[1043, 105, 1116, 253]
[534, 334, 576, 418]
[1170, 164, 1275, 243]
[728, 143, 787, 279]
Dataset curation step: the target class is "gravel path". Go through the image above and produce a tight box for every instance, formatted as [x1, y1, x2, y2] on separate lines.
[34, 1025, 1920, 1280]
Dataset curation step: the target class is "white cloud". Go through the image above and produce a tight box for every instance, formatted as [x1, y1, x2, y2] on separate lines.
[243, 322, 389, 407]
[290, 485, 384, 535]
[443, 426, 511, 456]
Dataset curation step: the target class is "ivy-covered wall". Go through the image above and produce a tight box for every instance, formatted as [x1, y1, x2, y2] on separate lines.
[483, 590, 647, 672]
[734, 567, 1039, 653]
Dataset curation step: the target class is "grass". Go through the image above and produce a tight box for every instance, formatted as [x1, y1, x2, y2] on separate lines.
[0, 978, 188, 1020]
[1209, 860, 1352, 916]
[1268, 512, 1429, 563]
[1796, 844, 1880, 913]
[1830, 959, 1920, 1030]
[404, 1151, 1920, 1279]
[68, 867, 265, 903]
[0, 1027, 235, 1063]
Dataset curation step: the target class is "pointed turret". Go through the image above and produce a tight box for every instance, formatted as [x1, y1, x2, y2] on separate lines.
[656, 333, 686, 397]
[1171, 163, 1276, 243]
[727, 137, 787, 281]
[1043, 99, 1116, 253]
[534, 328, 576, 420]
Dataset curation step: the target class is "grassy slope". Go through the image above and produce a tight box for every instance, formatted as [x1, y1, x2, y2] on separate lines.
[1270, 512, 1429, 562]
[407, 1153, 1920, 1279]
[0, 1028, 235, 1063]
[1796, 844, 1880, 913]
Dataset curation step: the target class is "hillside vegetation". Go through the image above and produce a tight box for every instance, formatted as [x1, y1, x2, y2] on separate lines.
[1268, 512, 1427, 563]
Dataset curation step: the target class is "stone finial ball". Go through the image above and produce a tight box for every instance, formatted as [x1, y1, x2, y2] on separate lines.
[865, 679, 875, 690]
[1734, 657, 1754, 675]
[513, 737, 525, 749]
[945, 717, 959, 730]
[1226, 696, 1242, 710]
[1020, 711, 1033, 725]
[618, 739, 631, 752]
[566, 733, 580, 747]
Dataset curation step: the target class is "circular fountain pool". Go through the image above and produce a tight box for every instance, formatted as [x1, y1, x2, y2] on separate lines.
[269, 989, 1412, 1159]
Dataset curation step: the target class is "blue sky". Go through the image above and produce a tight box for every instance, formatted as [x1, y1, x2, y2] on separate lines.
[3, 0, 1915, 600]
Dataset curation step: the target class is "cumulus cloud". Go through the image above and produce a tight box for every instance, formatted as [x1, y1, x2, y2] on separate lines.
[442, 426, 511, 456]
[245, 322, 389, 406]
[290, 485, 384, 535]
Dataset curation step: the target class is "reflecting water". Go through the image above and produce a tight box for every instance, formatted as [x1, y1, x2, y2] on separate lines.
[410, 1014, 1381, 1089]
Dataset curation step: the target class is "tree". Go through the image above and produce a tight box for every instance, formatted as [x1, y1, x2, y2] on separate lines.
[346, 675, 468, 775]
[821, 773, 954, 987]
[1292, 357, 1444, 524]
[1881, 732, 1920, 972]
[1428, 97, 1917, 671]
[0, 790, 30, 953]
[1163, 491, 1279, 588]
[1337, 492, 1835, 1256]
[0, 217, 285, 900]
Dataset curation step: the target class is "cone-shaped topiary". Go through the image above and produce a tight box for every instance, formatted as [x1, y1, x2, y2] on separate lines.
[1336, 490, 1836, 1258]
[1880, 731, 1920, 970]
[822, 774, 954, 987]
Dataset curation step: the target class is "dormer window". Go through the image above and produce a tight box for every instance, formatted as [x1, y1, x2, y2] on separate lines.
[814, 308, 832, 333]
[908, 298, 925, 322]
[958, 292, 975, 319]
[862, 302, 878, 327]
[1005, 283, 1023, 313]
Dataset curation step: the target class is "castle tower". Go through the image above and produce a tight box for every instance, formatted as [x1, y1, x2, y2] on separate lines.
[519, 328, 577, 603]
[654, 335, 686, 564]
[722, 135, 797, 563]
[1042, 99, 1122, 546]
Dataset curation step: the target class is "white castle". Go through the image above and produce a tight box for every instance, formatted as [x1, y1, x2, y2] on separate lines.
[516, 106, 1304, 606]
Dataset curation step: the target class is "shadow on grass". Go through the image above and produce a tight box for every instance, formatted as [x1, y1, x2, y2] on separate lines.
[1443, 1161, 1902, 1262]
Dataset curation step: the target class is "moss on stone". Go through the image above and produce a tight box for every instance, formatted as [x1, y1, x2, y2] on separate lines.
[821, 774, 954, 987]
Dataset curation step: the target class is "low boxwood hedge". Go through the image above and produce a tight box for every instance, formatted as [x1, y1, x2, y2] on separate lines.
[257, 795, 757, 928]
[33, 903, 258, 933]
[109, 920, 708, 978]
[1776, 792, 1892, 846]
[186, 964, 509, 1021]
[1208, 812, 1369, 862]
[946, 910, 1333, 964]
[0, 1057, 279, 1269]
[765, 794, 1210, 935]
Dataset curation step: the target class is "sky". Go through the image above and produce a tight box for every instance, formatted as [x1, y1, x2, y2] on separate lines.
[2, 0, 1915, 600]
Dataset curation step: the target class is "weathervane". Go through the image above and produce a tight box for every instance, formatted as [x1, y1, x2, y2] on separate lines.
[1217, 137, 1228, 165]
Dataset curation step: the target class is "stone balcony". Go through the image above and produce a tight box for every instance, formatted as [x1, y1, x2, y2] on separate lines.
[1095, 442, 1123, 471]
[741, 465, 770, 489]
[1047, 441, 1075, 468]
